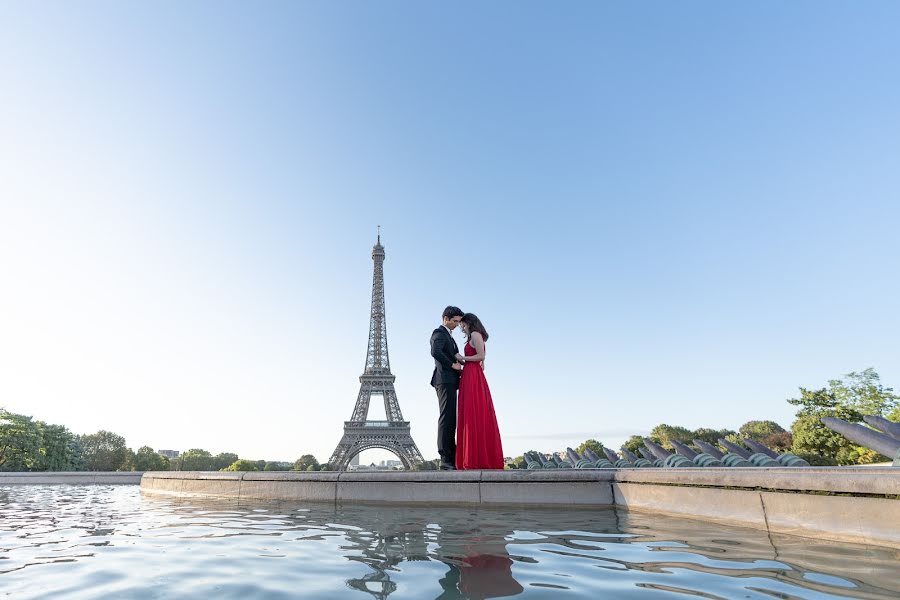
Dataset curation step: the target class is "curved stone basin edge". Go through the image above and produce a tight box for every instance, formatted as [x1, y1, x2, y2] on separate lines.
[140, 468, 900, 549]
[0, 472, 143, 484]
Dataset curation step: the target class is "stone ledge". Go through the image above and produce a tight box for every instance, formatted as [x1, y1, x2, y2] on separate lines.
[480, 481, 613, 505]
[614, 482, 767, 529]
[139, 468, 900, 549]
[612, 466, 900, 495]
[480, 469, 615, 482]
[337, 470, 482, 482]
[140, 470, 617, 508]
[0, 472, 144, 485]
[613, 483, 900, 548]
[138, 467, 900, 495]
[242, 471, 341, 482]
[338, 481, 480, 504]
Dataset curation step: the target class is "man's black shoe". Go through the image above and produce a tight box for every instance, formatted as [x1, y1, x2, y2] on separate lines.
[439, 462, 456, 471]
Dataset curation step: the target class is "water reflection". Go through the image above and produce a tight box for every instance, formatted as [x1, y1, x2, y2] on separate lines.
[441, 537, 523, 600]
[0, 485, 898, 600]
[273, 502, 899, 600]
[331, 505, 523, 599]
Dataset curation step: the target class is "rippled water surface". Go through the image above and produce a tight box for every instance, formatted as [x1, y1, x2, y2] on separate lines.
[1, 486, 898, 599]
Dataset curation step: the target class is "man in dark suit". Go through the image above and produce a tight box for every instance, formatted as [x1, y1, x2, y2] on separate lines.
[431, 305, 464, 470]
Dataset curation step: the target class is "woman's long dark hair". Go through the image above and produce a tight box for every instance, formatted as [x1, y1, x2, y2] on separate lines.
[461, 313, 489, 342]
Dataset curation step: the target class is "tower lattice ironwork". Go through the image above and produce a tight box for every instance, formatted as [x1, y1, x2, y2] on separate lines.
[327, 230, 425, 471]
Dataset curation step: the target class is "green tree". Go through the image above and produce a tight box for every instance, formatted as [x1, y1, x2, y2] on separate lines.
[789, 388, 864, 465]
[264, 461, 291, 471]
[132, 446, 170, 471]
[123, 448, 138, 471]
[35, 422, 80, 471]
[212, 453, 239, 471]
[723, 432, 743, 445]
[576, 439, 604, 457]
[224, 459, 259, 471]
[68, 436, 86, 471]
[649, 424, 694, 450]
[761, 431, 793, 452]
[847, 446, 886, 465]
[738, 421, 786, 441]
[888, 405, 900, 423]
[77, 430, 130, 471]
[181, 449, 214, 471]
[794, 450, 838, 466]
[828, 368, 899, 417]
[293, 454, 320, 471]
[621, 435, 645, 454]
[0, 409, 42, 471]
[692, 428, 737, 445]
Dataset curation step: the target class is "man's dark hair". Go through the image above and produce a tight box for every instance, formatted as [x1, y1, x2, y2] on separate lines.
[442, 306, 464, 320]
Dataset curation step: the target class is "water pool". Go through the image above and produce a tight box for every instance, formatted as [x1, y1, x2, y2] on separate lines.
[1, 485, 897, 599]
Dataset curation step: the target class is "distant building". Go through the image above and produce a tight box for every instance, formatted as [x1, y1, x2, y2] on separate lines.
[348, 459, 402, 471]
[158, 450, 180, 459]
[351, 463, 379, 471]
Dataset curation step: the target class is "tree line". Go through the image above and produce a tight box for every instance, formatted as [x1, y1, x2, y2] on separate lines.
[4, 368, 896, 472]
[507, 368, 900, 468]
[0, 409, 328, 472]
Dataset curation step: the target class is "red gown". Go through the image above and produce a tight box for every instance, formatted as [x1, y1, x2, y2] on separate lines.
[456, 342, 504, 469]
[459, 552, 523, 599]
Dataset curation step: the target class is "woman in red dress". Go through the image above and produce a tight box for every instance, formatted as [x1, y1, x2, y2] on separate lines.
[454, 313, 505, 470]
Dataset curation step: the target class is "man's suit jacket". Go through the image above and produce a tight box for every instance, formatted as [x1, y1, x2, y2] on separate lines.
[430, 326, 460, 387]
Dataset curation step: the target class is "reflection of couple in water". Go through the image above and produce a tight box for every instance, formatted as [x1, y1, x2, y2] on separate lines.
[338, 504, 523, 600]
[436, 533, 523, 600]
[433, 515, 523, 600]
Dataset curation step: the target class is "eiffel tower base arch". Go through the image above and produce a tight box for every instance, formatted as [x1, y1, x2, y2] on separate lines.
[329, 422, 425, 470]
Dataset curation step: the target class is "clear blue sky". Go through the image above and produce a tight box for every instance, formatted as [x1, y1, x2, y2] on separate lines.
[1, 2, 898, 464]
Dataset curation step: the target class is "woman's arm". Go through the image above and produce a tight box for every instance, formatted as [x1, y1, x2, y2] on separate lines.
[460, 332, 486, 362]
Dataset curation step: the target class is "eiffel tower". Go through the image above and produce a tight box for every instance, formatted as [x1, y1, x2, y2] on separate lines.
[327, 229, 425, 471]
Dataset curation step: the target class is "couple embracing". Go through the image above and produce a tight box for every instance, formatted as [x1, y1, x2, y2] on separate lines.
[430, 306, 504, 471]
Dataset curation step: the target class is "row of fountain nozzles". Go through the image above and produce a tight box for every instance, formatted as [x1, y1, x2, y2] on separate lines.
[522, 437, 810, 469]
[521, 414, 900, 469]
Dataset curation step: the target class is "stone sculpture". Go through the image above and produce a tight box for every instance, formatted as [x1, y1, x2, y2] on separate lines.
[822, 417, 900, 466]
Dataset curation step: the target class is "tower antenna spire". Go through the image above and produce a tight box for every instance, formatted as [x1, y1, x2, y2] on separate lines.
[377, 225, 380, 245]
